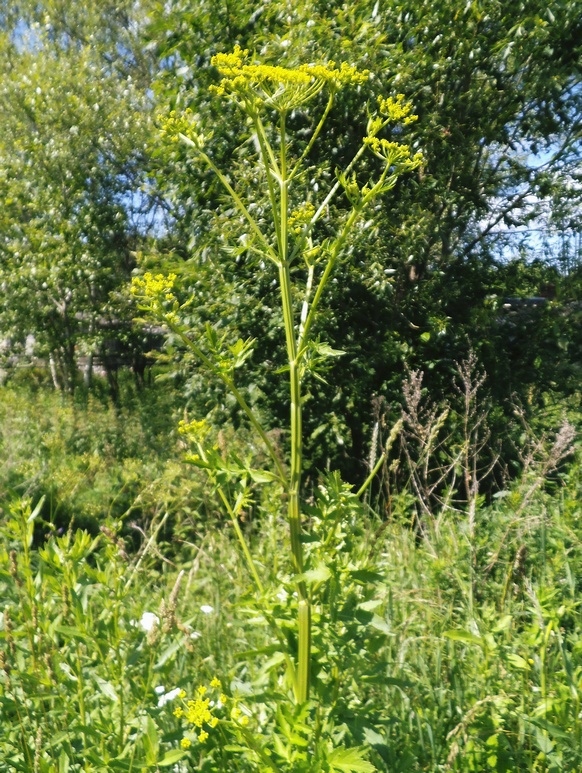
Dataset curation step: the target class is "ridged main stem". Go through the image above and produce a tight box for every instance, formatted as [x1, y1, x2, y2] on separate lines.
[278, 111, 310, 703]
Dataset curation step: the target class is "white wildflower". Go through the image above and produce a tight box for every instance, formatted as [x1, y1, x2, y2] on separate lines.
[158, 687, 181, 707]
[139, 612, 159, 632]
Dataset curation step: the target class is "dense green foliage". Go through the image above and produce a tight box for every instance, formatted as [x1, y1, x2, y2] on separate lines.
[1, 388, 581, 771]
[1, 1, 582, 771]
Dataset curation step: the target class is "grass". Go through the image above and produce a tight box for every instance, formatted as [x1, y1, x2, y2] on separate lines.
[0, 384, 581, 771]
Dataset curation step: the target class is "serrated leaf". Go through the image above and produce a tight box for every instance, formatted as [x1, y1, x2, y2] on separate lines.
[328, 746, 376, 772]
[507, 654, 529, 670]
[246, 468, 280, 484]
[312, 342, 345, 358]
[298, 564, 331, 585]
[273, 733, 290, 761]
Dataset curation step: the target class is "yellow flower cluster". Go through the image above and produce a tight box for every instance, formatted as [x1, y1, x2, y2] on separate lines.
[230, 705, 250, 727]
[178, 418, 210, 443]
[173, 679, 224, 748]
[131, 272, 177, 301]
[212, 45, 249, 72]
[210, 45, 369, 108]
[364, 136, 423, 170]
[301, 60, 370, 85]
[378, 93, 418, 124]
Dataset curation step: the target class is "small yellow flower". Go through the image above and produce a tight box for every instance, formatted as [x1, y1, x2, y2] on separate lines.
[209, 717, 219, 728]
[210, 677, 221, 689]
[178, 689, 186, 699]
[185, 697, 213, 727]
[219, 693, 228, 704]
[180, 737, 191, 749]
[378, 94, 418, 123]
[197, 685, 207, 696]
[230, 707, 241, 720]
[240, 715, 249, 727]
[174, 707, 184, 718]
[198, 730, 209, 743]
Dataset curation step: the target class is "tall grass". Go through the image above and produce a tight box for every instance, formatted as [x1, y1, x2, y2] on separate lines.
[1, 420, 581, 770]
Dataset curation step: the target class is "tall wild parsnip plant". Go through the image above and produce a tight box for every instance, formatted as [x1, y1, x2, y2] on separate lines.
[133, 46, 421, 771]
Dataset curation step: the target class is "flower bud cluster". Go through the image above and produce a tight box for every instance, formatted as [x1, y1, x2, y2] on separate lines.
[159, 108, 207, 146]
[131, 272, 178, 323]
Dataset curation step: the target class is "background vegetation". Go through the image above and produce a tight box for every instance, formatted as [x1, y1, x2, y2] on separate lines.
[1, 1, 582, 771]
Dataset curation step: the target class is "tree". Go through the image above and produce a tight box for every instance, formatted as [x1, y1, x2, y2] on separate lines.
[0, 2, 156, 392]
[148, 0, 582, 478]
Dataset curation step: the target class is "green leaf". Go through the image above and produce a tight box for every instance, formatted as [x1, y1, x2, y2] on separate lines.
[444, 629, 483, 647]
[328, 746, 376, 772]
[154, 638, 183, 669]
[28, 496, 46, 524]
[357, 599, 382, 612]
[362, 728, 388, 748]
[349, 569, 384, 584]
[298, 564, 331, 585]
[369, 615, 391, 635]
[246, 468, 281, 484]
[143, 716, 159, 766]
[507, 654, 529, 670]
[492, 614, 512, 632]
[58, 750, 70, 773]
[534, 728, 554, 754]
[525, 717, 571, 742]
[96, 677, 118, 702]
[158, 750, 188, 767]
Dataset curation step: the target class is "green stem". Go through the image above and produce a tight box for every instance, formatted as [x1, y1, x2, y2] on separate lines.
[250, 109, 282, 254]
[168, 322, 287, 485]
[278, 110, 310, 703]
[297, 599, 311, 704]
[289, 92, 335, 181]
[288, 143, 367, 266]
[357, 452, 387, 500]
[298, 205, 361, 351]
[216, 484, 265, 596]
[298, 262, 315, 343]
[179, 133, 278, 264]
[75, 643, 87, 749]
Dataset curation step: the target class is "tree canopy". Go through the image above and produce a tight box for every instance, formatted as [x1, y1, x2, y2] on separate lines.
[0, 0, 581, 458]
